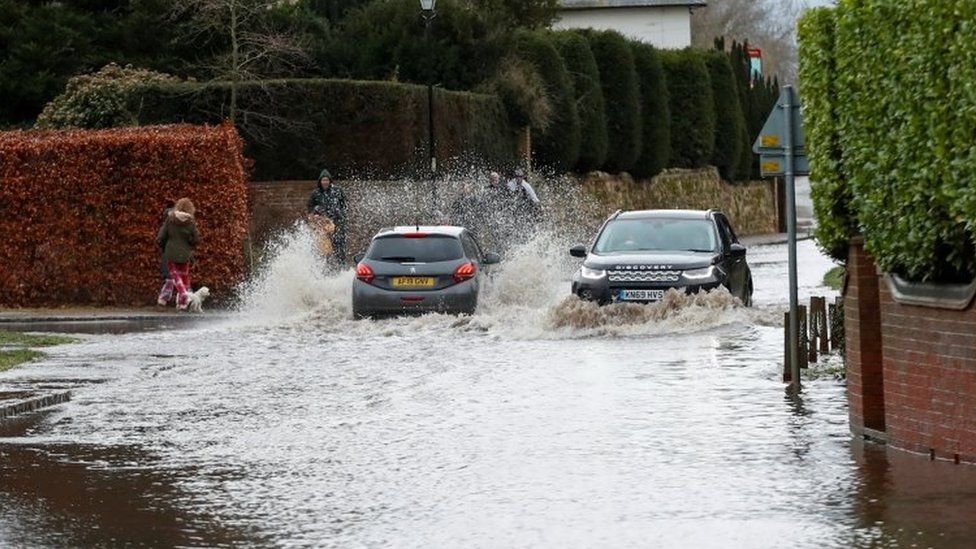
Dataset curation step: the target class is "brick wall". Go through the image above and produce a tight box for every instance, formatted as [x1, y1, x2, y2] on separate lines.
[846, 238, 976, 465]
[249, 181, 315, 212]
[879, 280, 976, 464]
[846, 237, 886, 435]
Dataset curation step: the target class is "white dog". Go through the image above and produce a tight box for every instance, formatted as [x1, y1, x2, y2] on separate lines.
[186, 286, 210, 313]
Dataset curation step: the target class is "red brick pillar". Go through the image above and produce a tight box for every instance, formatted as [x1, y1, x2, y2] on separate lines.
[845, 236, 886, 436]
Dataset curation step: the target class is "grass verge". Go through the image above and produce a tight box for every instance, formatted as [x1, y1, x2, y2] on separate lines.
[0, 331, 78, 347]
[823, 266, 846, 290]
[0, 349, 44, 372]
[0, 330, 79, 372]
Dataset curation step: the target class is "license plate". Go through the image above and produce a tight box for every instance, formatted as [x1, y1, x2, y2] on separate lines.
[392, 276, 435, 287]
[618, 289, 665, 302]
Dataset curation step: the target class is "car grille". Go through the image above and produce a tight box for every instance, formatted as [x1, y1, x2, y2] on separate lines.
[607, 270, 681, 283]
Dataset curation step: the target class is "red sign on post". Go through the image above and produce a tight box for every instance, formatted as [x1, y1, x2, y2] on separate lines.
[747, 47, 763, 82]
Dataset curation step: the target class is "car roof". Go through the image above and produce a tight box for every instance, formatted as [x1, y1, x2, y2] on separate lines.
[614, 209, 717, 221]
[374, 225, 466, 238]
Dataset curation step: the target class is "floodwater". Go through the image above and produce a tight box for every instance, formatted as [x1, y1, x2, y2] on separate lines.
[3, 231, 976, 548]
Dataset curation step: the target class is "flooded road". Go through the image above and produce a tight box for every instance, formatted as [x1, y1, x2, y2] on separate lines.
[3, 234, 976, 548]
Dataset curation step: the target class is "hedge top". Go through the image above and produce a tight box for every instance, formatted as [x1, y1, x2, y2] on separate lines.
[799, 1, 976, 281]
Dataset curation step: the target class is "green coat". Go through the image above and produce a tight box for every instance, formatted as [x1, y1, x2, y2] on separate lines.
[157, 212, 200, 263]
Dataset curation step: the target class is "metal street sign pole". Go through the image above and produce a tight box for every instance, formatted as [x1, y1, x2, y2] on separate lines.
[784, 86, 801, 395]
[752, 86, 808, 395]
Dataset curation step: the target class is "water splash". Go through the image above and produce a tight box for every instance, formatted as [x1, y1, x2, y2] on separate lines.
[235, 223, 352, 323]
[547, 288, 742, 334]
[231, 168, 762, 340]
[232, 221, 748, 341]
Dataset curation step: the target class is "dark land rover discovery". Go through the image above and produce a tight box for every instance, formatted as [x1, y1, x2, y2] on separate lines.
[570, 209, 753, 306]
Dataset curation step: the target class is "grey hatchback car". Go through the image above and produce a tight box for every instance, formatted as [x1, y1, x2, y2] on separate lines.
[352, 226, 500, 318]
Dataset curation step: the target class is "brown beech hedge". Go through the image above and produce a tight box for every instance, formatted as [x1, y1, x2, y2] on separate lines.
[0, 123, 248, 306]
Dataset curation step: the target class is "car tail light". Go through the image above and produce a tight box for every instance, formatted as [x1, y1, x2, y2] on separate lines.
[356, 263, 375, 284]
[453, 261, 476, 283]
[403, 232, 428, 238]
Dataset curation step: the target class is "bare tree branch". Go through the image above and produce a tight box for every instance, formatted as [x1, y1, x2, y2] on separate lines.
[167, 0, 313, 146]
[692, 0, 810, 83]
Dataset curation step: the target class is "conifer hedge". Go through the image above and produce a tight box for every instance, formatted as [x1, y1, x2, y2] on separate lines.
[630, 42, 671, 179]
[660, 49, 714, 169]
[516, 30, 581, 173]
[586, 30, 642, 174]
[800, 1, 976, 281]
[703, 51, 745, 182]
[553, 30, 608, 173]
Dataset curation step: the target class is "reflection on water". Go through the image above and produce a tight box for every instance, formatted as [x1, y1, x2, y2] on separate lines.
[848, 441, 976, 548]
[1, 234, 975, 548]
[0, 444, 252, 547]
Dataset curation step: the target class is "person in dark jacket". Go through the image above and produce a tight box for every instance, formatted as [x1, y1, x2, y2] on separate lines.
[306, 168, 348, 262]
[157, 199, 176, 306]
[156, 198, 200, 310]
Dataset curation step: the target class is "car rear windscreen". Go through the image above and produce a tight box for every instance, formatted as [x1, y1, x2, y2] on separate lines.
[593, 218, 719, 254]
[367, 235, 464, 263]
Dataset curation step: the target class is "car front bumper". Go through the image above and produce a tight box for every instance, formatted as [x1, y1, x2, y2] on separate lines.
[571, 274, 724, 304]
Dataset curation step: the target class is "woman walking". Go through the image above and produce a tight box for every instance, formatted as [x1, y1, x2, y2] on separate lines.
[156, 198, 200, 310]
[156, 199, 176, 306]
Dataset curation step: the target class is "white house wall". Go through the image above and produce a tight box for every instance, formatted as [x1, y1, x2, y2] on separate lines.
[553, 6, 693, 49]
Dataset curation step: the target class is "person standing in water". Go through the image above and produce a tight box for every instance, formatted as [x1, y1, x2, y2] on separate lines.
[306, 168, 348, 262]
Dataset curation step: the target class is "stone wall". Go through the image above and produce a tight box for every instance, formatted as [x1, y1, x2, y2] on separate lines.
[845, 238, 976, 465]
[247, 168, 778, 257]
[571, 168, 778, 237]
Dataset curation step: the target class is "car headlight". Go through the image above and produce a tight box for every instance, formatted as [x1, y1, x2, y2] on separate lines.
[682, 266, 715, 280]
[580, 265, 607, 279]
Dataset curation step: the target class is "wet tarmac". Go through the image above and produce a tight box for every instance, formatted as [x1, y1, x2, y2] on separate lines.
[2, 234, 976, 548]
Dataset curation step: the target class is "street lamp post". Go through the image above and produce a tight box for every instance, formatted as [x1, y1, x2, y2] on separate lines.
[420, 0, 437, 210]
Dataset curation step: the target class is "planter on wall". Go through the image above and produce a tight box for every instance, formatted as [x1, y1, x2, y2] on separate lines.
[885, 273, 976, 310]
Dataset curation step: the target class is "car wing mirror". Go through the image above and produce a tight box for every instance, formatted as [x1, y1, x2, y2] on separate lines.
[570, 245, 587, 258]
[483, 252, 501, 265]
[353, 252, 365, 263]
[729, 243, 746, 257]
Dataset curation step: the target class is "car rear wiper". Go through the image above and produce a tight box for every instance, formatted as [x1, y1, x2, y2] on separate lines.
[380, 256, 417, 262]
[683, 249, 716, 253]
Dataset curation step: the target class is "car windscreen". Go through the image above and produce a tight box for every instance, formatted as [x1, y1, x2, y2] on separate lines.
[367, 235, 464, 263]
[592, 218, 719, 254]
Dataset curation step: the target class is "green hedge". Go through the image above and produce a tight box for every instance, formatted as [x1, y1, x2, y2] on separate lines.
[586, 30, 642, 174]
[724, 40, 756, 181]
[704, 51, 745, 182]
[801, 1, 976, 281]
[554, 30, 608, 173]
[35, 64, 182, 129]
[630, 42, 671, 179]
[39, 76, 518, 181]
[516, 30, 581, 173]
[660, 49, 714, 169]
[797, 8, 855, 262]
[724, 39, 779, 180]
